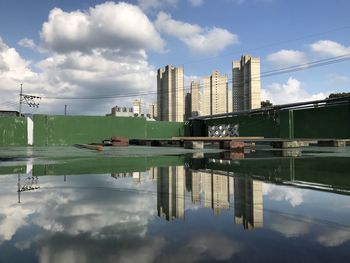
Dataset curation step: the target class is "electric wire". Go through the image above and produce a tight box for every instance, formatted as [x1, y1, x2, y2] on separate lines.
[34, 53, 350, 100]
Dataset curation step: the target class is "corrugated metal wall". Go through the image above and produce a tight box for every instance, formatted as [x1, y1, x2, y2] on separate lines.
[0, 117, 27, 146]
[33, 115, 184, 146]
[191, 104, 350, 139]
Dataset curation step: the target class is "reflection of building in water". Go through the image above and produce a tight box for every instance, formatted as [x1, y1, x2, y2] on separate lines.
[234, 177, 263, 229]
[132, 172, 142, 183]
[157, 166, 185, 221]
[191, 172, 202, 204]
[149, 167, 158, 180]
[201, 172, 232, 215]
[187, 170, 233, 215]
[111, 172, 132, 179]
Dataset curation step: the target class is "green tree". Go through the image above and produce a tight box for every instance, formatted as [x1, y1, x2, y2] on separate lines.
[261, 100, 273, 108]
[327, 92, 350, 99]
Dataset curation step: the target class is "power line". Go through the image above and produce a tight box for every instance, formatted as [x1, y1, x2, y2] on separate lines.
[36, 53, 350, 100]
[179, 23, 350, 66]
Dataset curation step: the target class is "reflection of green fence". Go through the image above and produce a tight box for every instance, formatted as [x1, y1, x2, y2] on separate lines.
[0, 156, 184, 176]
[189, 104, 350, 139]
[32, 155, 184, 176]
[0, 117, 27, 146]
[203, 157, 350, 192]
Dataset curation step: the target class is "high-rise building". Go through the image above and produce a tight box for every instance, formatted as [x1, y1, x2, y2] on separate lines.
[133, 99, 142, 116]
[190, 81, 200, 117]
[148, 103, 158, 120]
[184, 92, 192, 120]
[202, 70, 229, 116]
[227, 88, 233, 113]
[232, 55, 261, 112]
[157, 65, 184, 122]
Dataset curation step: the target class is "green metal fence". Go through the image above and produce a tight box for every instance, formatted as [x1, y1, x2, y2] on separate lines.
[0, 117, 27, 146]
[33, 115, 184, 146]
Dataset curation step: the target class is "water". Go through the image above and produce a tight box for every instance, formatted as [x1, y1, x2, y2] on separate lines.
[0, 146, 350, 262]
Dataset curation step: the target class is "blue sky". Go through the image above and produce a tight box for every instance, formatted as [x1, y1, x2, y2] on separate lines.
[0, 0, 349, 115]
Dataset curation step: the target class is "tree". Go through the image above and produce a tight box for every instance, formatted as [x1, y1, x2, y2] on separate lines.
[261, 100, 273, 108]
[327, 92, 350, 99]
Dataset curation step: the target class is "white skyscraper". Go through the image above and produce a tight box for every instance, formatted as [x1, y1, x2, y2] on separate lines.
[232, 55, 261, 111]
[157, 65, 184, 122]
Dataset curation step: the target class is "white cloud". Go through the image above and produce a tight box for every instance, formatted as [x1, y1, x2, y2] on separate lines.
[138, 0, 178, 11]
[0, 38, 44, 111]
[310, 40, 350, 57]
[18, 38, 36, 49]
[263, 183, 304, 207]
[0, 37, 157, 115]
[328, 73, 350, 86]
[266, 49, 308, 68]
[269, 217, 311, 238]
[0, 1, 163, 115]
[188, 0, 204, 6]
[165, 233, 240, 263]
[261, 77, 327, 105]
[317, 228, 350, 247]
[155, 12, 238, 54]
[41, 2, 164, 54]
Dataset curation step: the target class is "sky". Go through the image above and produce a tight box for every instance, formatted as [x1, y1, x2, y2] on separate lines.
[0, 0, 349, 115]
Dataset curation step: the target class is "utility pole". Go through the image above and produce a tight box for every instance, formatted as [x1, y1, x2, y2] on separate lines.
[19, 83, 23, 116]
[64, 104, 67, 116]
[18, 84, 41, 114]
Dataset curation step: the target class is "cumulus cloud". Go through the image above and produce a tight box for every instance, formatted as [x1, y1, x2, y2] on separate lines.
[188, 0, 204, 6]
[163, 233, 240, 263]
[327, 73, 350, 86]
[0, 1, 163, 115]
[317, 228, 350, 247]
[269, 216, 311, 238]
[310, 40, 350, 57]
[138, 0, 178, 11]
[0, 38, 44, 111]
[261, 77, 327, 105]
[266, 49, 308, 68]
[18, 38, 36, 49]
[41, 2, 164, 54]
[155, 12, 238, 54]
[263, 183, 304, 207]
[0, 172, 162, 262]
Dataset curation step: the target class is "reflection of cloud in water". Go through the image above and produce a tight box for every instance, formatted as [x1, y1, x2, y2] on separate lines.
[38, 236, 165, 263]
[269, 215, 311, 238]
[0, 174, 157, 252]
[269, 212, 350, 248]
[317, 228, 350, 247]
[164, 233, 240, 263]
[263, 183, 304, 207]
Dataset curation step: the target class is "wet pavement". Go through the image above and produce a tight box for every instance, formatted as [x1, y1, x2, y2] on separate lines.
[0, 145, 349, 262]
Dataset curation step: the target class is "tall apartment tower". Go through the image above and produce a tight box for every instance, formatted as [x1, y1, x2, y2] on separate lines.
[148, 103, 158, 120]
[133, 99, 142, 116]
[232, 55, 261, 112]
[157, 65, 184, 122]
[190, 81, 200, 117]
[184, 92, 191, 120]
[202, 70, 229, 116]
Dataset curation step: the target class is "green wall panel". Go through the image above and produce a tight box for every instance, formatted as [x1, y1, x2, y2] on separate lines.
[293, 104, 350, 139]
[205, 112, 280, 138]
[146, 121, 184, 138]
[33, 115, 184, 146]
[195, 104, 350, 139]
[0, 117, 27, 146]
